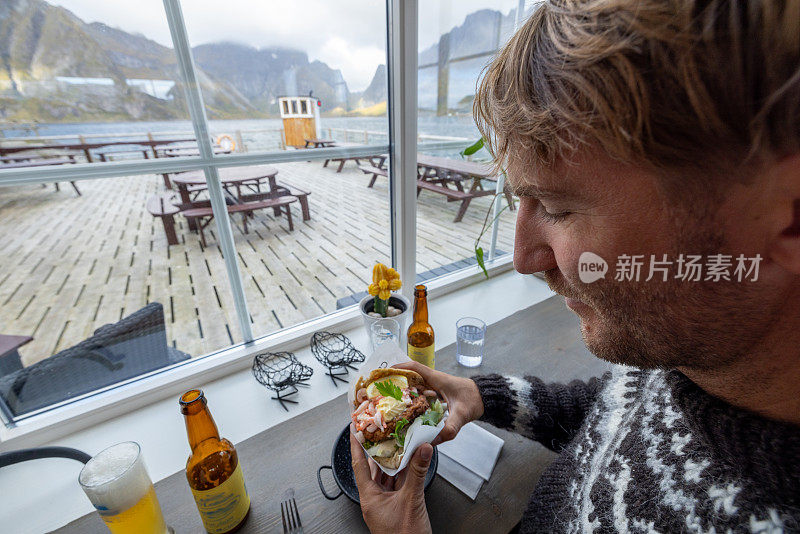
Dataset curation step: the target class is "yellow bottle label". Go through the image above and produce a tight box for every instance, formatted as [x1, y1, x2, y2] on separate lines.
[190, 463, 250, 534]
[408, 343, 435, 369]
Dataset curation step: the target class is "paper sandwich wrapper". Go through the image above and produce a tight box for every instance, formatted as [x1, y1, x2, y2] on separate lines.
[347, 342, 449, 476]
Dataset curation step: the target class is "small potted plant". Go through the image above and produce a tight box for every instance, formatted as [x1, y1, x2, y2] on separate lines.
[359, 263, 410, 340]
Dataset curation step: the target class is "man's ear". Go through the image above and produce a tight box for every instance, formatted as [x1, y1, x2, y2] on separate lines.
[767, 154, 800, 274]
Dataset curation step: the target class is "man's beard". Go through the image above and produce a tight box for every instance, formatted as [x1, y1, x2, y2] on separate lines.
[545, 221, 782, 371]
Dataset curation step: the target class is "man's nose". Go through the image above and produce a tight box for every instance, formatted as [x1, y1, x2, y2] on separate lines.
[513, 198, 557, 274]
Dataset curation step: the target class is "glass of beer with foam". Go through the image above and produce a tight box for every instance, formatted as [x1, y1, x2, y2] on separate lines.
[78, 441, 172, 534]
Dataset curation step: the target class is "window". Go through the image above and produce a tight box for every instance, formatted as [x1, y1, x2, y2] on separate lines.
[0, 0, 511, 429]
[415, 1, 526, 281]
[0, 175, 241, 419]
[180, 0, 391, 341]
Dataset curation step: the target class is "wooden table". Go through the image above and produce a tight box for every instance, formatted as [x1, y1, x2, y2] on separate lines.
[416, 155, 515, 223]
[364, 154, 516, 222]
[171, 165, 281, 233]
[157, 148, 232, 158]
[0, 138, 194, 163]
[0, 157, 81, 196]
[0, 157, 75, 169]
[0, 334, 32, 376]
[321, 143, 384, 173]
[171, 166, 280, 205]
[56, 296, 611, 533]
[304, 138, 337, 148]
[1, 154, 65, 163]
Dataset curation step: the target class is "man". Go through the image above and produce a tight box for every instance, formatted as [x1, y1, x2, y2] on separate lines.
[351, 1, 800, 532]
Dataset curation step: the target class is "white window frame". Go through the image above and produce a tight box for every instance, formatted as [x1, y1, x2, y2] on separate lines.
[0, 0, 514, 447]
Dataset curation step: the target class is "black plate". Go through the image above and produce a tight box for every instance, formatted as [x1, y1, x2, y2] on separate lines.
[317, 424, 438, 503]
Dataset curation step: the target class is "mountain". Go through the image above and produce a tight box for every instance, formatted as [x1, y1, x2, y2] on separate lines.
[192, 42, 349, 115]
[0, 0, 350, 123]
[417, 8, 522, 113]
[0, 0, 523, 123]
[352, 7, 524, 115]
[351, 64, 386, 109]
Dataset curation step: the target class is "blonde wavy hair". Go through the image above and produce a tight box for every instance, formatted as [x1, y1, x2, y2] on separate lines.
[474, 0, 800, 180]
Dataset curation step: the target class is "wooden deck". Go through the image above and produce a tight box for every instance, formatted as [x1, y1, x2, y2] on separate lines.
[0, 160, 516, 365]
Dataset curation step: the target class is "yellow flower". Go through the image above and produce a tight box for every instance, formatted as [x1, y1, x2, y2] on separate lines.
[369, 262, 402, 298]
[372, 263, 388, 285]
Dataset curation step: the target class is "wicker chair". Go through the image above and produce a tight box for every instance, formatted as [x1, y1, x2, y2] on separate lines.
[0, 302, 190, 418]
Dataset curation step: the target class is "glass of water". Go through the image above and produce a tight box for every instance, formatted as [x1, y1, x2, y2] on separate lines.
[456, 317, 486, 367]
[371, 318, 400, 350]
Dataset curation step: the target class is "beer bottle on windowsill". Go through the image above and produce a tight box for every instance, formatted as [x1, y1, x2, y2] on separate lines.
[180, 389, 250, 534]
[407, 284, 435, 368]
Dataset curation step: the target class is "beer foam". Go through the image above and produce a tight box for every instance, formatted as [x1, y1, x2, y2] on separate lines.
[79, 442, 151, 513]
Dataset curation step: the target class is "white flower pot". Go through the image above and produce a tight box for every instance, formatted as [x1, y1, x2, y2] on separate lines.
[359, 293, 411, 349]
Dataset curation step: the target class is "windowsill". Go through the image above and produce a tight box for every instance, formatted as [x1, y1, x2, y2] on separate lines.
[0, 268, 554, 533]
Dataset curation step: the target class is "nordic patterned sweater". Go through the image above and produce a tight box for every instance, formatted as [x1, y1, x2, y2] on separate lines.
[472, 367, 800, 533]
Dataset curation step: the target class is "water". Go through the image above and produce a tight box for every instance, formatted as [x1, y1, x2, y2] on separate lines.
[0, 115, 481, 140]
[371, 318, 400, 350]
[1, 116, 484, 170]
[456, 324, 485, 367]
[373, 330, 397, 347]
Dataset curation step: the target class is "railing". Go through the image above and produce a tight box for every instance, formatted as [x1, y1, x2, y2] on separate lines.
[0, 127, 473, 159]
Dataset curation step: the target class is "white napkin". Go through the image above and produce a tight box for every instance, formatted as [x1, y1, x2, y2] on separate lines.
[436, 453, 485, 500]
[436, 422, 504, 499]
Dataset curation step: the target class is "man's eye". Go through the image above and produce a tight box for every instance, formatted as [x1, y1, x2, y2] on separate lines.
[537, 203, 571, 222]
[541, 211, 570, 222]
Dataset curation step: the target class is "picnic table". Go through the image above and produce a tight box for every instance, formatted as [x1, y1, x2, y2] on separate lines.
[171, 166, 281, 205]
[156, 147, 232, 158]
[321, 143, 384, 172]
[155, 166, 310, 245]
[1, 154, 64, 163]
[0, 157, 75, 169]
[304, 138, 337, 148]
[358, 154, 516, 222]
[416, 155, 516, 222]
[55, 295, 610, 533]
[0, 334, 32, 376]
[0, 157, 81, 196]
[0, 138, 194, 164]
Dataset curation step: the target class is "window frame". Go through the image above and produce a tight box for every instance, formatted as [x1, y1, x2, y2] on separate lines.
[0, 0, 513, 444]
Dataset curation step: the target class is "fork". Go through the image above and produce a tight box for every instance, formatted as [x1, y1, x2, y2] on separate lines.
[281, 488, 304, 534]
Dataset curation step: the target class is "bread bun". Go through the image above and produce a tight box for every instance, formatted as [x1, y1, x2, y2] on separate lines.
[353, 367, 426, 404]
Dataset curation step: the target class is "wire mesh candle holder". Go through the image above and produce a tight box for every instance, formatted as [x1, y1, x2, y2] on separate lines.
[310, 332, 365, 386]
[251, 351, 313, 411]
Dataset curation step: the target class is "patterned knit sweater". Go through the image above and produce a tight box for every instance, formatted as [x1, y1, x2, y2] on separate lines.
[472, 367, 800, 533]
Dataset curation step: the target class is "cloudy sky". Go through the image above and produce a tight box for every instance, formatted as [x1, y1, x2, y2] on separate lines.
[50, 0, 520, 91]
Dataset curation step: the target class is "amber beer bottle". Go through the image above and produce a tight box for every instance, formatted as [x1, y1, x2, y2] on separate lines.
[180, 389, 250, 534]
[407, 284, 435, 368]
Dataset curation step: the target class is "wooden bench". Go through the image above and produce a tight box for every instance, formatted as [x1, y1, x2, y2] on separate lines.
[240, 184, 311, 222]
[146, 194, 181, 245]
[273, 183, 311, 221]
[357, 164, 388, 188]
[417, 180, 493, 222]
[182, 196, 298, 246]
